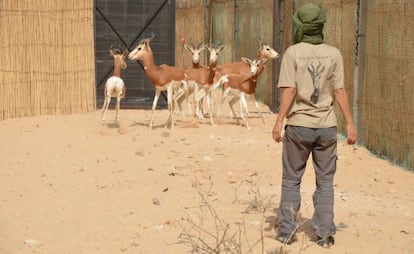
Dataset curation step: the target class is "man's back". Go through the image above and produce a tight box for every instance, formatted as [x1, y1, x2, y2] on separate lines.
[278, 42, 344, 128]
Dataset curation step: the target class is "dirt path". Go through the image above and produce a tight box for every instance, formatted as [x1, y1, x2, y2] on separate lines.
[0, 105, 413, 254]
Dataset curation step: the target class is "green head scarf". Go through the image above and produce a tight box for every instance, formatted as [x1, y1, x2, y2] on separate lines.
[293, 3, 326, 44]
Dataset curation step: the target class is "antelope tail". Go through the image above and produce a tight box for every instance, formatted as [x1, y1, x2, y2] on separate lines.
[210, 75, 229, 91]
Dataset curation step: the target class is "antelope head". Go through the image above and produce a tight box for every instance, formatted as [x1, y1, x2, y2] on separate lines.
[184, 42, 206, 65]
[128, 33, 155, 61]
[208, 42, 226, 64]
[110, 45, 127, 69]
[257, 37, 279, 59]
[241, 57, 268, 76]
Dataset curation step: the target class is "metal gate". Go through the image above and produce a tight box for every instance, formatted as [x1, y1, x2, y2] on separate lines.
[95, 0, 175, 108]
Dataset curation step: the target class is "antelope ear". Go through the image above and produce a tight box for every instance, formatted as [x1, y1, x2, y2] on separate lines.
[241, 57, 251, 64]
[143, 39, 151, 50]
[256, 35, 263, 45]
[260, 58, 268, 64]
[218, 45, 226, 52]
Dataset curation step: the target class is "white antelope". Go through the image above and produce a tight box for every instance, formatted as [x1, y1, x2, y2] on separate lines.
[128, 34, 187, 130]
[101, 46, 128, 124]
[214, 39, 279, 123]
[217, 57, 267, 129]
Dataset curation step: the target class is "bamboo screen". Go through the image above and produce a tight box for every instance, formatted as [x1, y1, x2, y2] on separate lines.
[358, 1, 414, 170]
[0, 0, 95, 121]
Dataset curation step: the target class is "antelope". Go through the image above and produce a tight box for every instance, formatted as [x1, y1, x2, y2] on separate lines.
[175, 43, 226, 126]
[174, 42, 207, 118]
[214, 39, 279, 123]
[193, 44, 226, 125]
[101, 46, 128, 124]
[214, 39, 279, 78]
[217, 57, 267, 129]
[128, 34, 187, 130]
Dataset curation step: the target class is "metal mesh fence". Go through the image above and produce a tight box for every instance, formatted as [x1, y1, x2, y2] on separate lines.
[358, 1, 414, 169]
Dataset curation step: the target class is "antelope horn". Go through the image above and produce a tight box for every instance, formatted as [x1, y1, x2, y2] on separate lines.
[109, 44, 115, 55]
[215, 41, 223, 47]
[256, 35, 263, 43]
[197, 42, 206, 49]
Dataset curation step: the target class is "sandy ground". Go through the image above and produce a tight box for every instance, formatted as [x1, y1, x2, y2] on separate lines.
[0, 97, 413, 254]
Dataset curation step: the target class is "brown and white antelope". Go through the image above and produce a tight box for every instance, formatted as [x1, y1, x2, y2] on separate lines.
[128, 34, 187, 130]
[214, 39, 279, 79]
[193, 44, 226, 125]
[175, 43, 226, 126]
[101, 46, 128, 124]
[174, 42, 207, 117]
[217, 57, 267, 129]
[214, 39, 279, 123]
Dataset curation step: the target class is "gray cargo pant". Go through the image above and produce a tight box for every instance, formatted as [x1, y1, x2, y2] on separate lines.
[277, 125, 337, 238]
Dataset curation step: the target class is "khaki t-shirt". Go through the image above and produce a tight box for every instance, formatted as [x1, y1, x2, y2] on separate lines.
[277, 42, 344, 128]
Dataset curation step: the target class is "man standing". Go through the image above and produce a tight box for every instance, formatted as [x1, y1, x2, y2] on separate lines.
[272, 3, 357, 248]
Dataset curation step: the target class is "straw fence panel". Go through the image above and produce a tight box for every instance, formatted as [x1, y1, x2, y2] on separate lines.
[0, 0, 95, 121]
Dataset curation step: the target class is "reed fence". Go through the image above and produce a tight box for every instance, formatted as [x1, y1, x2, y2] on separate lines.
[0, 0, 95, 120]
